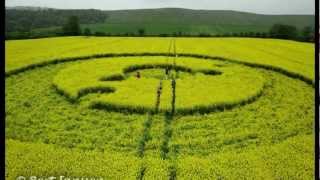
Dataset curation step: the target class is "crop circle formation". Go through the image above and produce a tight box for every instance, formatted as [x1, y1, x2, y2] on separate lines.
[53, 56, 266, 114]
[6, 52, 314, 179]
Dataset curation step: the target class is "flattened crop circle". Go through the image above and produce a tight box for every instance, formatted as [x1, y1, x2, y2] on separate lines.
[5, 52, 314, 165]
[53, 55, 266, 114]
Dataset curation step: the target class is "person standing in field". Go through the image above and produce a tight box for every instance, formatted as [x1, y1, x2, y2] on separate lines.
[136, 71, 141, 78]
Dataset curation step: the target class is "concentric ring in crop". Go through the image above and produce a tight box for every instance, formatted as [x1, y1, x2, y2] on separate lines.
[5, 37, 314, 179]
[53, 56, 266, 114]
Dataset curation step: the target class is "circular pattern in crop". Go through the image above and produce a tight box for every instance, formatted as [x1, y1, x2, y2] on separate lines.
[6, 53, 314, 179]
[53, 56, 266, 114]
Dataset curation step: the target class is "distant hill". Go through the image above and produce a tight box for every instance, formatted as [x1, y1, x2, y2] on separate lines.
[6, 6, 52, 11]
[98, 8, 314, 35]
[5, 8, 107, 33]
[5, 7, 315, 37]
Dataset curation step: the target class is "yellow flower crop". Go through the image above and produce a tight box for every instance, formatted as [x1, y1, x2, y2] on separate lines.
[5, 37, 314, 179]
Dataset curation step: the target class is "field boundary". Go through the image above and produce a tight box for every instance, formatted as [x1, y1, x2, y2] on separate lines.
[5, 53, 314, 87]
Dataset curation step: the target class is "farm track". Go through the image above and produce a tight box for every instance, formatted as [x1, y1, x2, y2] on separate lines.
[137, 74, 178, 178]
[161, 79, 178, 179]
[136, 80, 163, 179]
[138, 40, 179, 178]
[135, 78, 178, 179]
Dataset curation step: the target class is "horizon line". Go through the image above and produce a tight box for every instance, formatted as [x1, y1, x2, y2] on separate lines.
[5, 6, 315, 16]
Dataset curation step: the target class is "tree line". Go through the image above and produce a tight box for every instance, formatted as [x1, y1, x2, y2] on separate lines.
[6, 16, 315, 42]
[64, 17, 314, 42]
[5, 9, 107, 32]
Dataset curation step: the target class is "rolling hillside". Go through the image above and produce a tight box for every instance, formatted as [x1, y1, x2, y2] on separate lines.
[6, 7, 315, 36]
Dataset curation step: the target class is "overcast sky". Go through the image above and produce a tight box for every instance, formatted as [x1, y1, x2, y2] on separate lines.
[5, 0, 315, 15]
